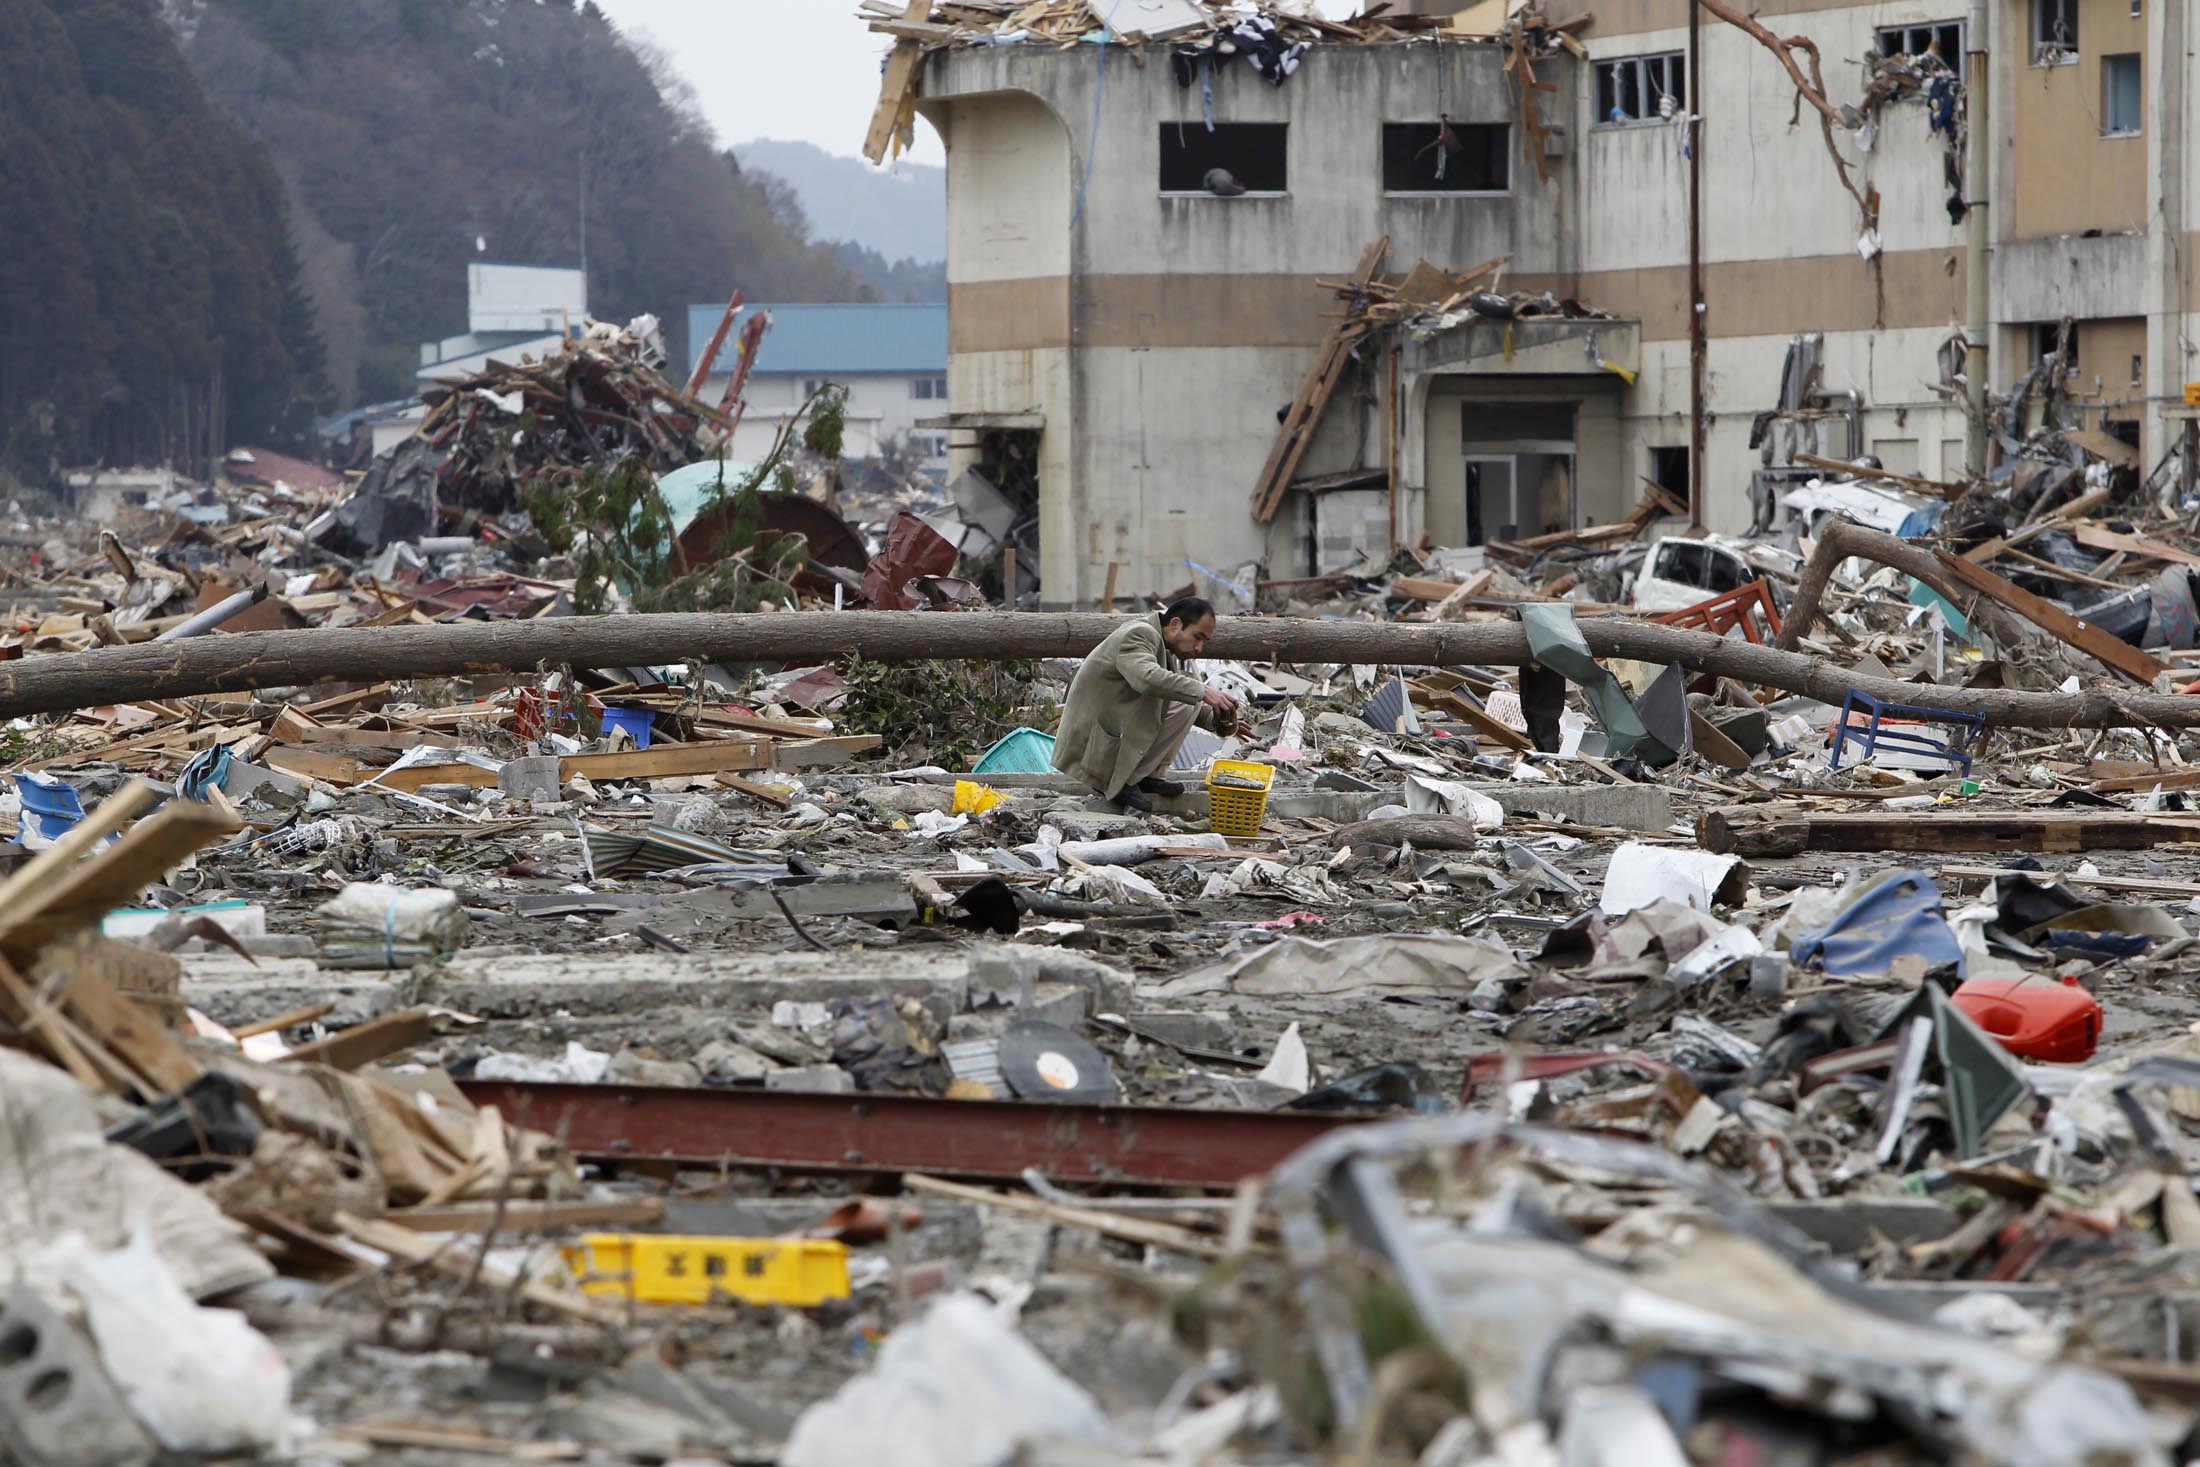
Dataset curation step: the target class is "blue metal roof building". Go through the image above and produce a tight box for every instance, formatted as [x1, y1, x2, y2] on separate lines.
[685, 303, 947, 381]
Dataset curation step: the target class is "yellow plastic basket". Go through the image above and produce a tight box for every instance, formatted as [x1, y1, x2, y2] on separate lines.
[1205, 759, 1275, 838]
[563, 1233, 850, 1307]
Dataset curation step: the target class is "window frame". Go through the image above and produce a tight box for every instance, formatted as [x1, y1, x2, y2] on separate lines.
[1379, 121, 1511, 197]
[1157, 121, 1289, 197]
[1875, 21, 1964, 65]
[1592, 50, 1687, 129]
[908, 376, 948, 402]
[2031, 0, 2078, 66]
[2101, 52, 2142, 137]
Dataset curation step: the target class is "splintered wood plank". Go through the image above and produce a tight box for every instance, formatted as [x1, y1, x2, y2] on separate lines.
[1, 795, 243, 958]
[1935, 551, 2167, 686]
[0, 778, 155, 927]
[715, 772, 795, 808]
[30, 937, 203, 1095]
[370, 738, 774, 792]
[2070, 524, 2200, 568]
[282, 1009, 436, 1071]
[1251, 238, 1388, 522]
[861, 1, 933, 164]
[1408, 681, 1534, 752]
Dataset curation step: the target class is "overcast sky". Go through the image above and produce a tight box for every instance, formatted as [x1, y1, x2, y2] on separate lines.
[594, 0, 948, 169]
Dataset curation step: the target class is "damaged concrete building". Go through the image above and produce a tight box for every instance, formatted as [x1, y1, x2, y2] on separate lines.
[909, 0, 2194, 602]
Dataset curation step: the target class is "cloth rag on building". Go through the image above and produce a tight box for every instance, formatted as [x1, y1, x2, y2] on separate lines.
[1052, 613, 1212, 799]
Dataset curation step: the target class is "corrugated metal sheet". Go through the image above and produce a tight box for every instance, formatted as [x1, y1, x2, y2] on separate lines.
[685, 303, 946, 380]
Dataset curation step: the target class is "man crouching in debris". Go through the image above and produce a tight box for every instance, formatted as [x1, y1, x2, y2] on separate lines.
[1053, 595, 1245, 814]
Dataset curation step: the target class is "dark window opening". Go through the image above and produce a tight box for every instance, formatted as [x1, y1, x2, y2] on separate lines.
[1877, 22, 1963, 64]
[2108, 419, 2141, 449]
[1381, 122, 1508, 192]
[2033, 322, 2077, 375]
[1595, 52, 1685, 124]
[1649, 446, 1690, 504]
[2032, 0, 2076, 58]
[1159, 123, 1286, 193]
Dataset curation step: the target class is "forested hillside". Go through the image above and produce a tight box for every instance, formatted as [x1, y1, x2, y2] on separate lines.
[0, 0, 325, 479]
[176, 0, 867, 406]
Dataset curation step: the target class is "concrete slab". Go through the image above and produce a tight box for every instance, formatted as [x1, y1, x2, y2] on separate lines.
[1264, 790, 1393, 822]
[1762, 1198, 1960, 1252]
[1469, 782, 1676, 833]
[182, 948, 981, 1023]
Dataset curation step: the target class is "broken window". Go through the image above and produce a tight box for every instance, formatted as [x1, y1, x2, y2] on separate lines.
[1648, 446, 1689, 504]
[1381, 122, 1508, 193]
[1876, 22, 1962, 66]
[1594, 52, 1686, 124]
[2103, 53, 2141, 135]
[1159, 122, 1286, 194]
[2032, 0, 2076, 62]
[2033, 323, 2078, 376]
[910, 376, 947, 401]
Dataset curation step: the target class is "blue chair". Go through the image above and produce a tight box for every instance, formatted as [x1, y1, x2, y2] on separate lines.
[1827, 690, 1984, 775]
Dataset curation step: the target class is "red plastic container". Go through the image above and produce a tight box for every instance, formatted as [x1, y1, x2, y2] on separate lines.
[1951, 974, 2102, 1063]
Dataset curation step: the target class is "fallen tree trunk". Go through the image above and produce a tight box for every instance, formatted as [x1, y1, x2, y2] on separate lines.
[1775, 521, 2030, 651]
[0, 609, 2192, 729]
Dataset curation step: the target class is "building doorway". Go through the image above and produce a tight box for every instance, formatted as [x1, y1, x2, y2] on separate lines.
[1457, 403, 1577, 546]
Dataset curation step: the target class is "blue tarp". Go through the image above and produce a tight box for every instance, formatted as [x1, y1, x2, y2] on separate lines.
[1792, 868, 1966, 977]
[177, 744, 233, 802]
[10, 773, 82, 844]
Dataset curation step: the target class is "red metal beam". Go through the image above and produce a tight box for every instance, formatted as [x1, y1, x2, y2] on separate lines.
[458, 1080, 1370, 1189]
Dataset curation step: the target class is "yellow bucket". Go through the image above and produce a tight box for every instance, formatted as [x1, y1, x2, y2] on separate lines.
[563, 1233, 850, 1307]
[1205, 759, 1274, 838]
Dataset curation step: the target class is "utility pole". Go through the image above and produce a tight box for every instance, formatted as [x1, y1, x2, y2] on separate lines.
[1687, 0, 1707, 531]
[1963, 0, 1990, 476]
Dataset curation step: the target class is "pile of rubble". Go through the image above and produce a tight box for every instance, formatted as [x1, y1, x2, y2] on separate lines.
[20, 301, 2200, 1464]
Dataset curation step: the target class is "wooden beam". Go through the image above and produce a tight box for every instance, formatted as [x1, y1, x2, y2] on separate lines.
[2092, 767, 2200, 794]
[369, 739, 773, 792]
[2070, 524, 2200, 568]
[1938, 864, 2200, 898]
[1408, 681, 1534, 752]
[1701, 806, 2200, 857]
[281, 1009, 436, 1070]
[1251, 238, 1388, 522]
[0, 778, 155, 927]
[0, 795, 243, 958]
[860, 0, 933, 164]
[1935, 550, 2168, 686]
[1792, 452, 1965, 500]
[230, 1001, 335, 1039]
[715, 772, 794, 808]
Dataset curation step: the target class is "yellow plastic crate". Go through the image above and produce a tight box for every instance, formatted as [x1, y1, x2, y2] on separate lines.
[563, 1233, 850, 1307]
[1205, 758, 1274, 838]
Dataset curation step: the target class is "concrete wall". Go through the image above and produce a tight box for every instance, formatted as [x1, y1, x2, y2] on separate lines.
[927, 41, 1577, 602]
[2009, 0, 2147, 239]
[922, 6, 2200, 593]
